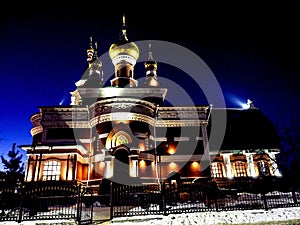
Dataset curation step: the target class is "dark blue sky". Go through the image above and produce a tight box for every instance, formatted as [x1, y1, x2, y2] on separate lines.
[1, 1, 300, 170]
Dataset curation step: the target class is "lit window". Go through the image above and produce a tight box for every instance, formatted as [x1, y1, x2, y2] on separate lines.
[211, 162, 224, 178]
[232, 161, 247, 177]
[42, 160, 61, 181]
[256, 160, 270, 176]
[115, 135, 128, 146]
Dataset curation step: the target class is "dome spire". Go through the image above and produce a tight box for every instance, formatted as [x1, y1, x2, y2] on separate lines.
[144, 43, 160, 87]
[93, 41, 98, 59]
[123, 14, 126, 25]
[120, 14, 128, 41]
[148, 43, 153, 60]
[87, 36, 95, 63]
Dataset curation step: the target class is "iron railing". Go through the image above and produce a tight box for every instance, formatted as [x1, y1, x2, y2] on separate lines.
[0, 181, 93, 224]
[1, 177, 300, 223]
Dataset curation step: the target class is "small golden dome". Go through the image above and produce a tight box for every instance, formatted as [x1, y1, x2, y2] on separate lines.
[144, 60, 157, 70]
[109, 41, 139, 61]
[87, 46, 94, 54]
[109, 15, 139, 62]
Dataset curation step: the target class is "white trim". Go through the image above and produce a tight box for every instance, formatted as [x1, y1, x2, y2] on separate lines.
[22, 144, 88, 154]
[112, 54, 136, 66]
[99, 133, 109, 138]
[174, 137, 190, 141]
[155, 137, 167, 142]
[25, 152, 88, 164]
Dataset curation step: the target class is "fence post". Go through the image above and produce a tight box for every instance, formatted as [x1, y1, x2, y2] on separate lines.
[159, 181, 167, 215]
[262, 193, 268, 210]
[17, 185, 24, 223]
[212, 181, 219, 212]
[291, 186, 298, 204]
[214, 192, 219, 212]
[76, 184, 82, 223]
[109, 181, 113, 220]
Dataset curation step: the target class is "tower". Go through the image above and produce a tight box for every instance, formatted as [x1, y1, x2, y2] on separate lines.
[70, 37, 104, 105]
[109, 15, 139, 87]
[83, 38, 104, 88]
[144, 43, 160, 87]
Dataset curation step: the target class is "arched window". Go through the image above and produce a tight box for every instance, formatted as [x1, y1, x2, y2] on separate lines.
[211, 162, 224, 178]
[256, 160, 270, 176]
[42, 160, 61, 181]
[232, 161, 247, 177]
[115, 135, 129, 146]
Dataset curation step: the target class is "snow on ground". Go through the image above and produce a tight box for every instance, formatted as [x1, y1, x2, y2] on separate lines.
[108, 207, 300, 225]
[1, 207, 300, 224]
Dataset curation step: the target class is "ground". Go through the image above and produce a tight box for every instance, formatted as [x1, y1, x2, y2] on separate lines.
[101, 207, 300, 224]
[2, 207, 300, 224]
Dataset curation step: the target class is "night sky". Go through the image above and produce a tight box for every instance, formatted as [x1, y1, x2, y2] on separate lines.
[1, 1, 300, 170]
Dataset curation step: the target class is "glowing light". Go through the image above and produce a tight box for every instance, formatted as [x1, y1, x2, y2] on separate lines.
[191, 161, 199, 169]
[168, 148, 175, 155]
[139, 160, 146, 167]
[240, 99, 253, 110]
[59, 96, 66, 105]
[241, 103, 250, 110]
[138, 142, 145, 151]
[228, 93, 253, 110]
[169, 162, 176, 169]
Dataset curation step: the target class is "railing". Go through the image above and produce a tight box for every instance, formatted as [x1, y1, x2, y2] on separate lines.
[0, 181, 93, 224]
[1, 177, 300, 223]
[110, 177, 300, 218]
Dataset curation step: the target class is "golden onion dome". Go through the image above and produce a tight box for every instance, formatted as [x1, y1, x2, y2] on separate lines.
[109, 15, 139, 62]
[109, 40, 139, 61]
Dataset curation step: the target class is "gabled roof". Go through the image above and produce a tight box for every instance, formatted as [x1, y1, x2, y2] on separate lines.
[208, 108, 281, 151]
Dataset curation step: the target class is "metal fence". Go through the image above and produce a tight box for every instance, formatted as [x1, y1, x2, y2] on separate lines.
[1, 177, 300, 223]
[110, 177, 300, 218]
[0, 181, 93, 224]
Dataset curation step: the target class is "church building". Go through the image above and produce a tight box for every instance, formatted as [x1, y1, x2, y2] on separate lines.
[20, 16, 282, 188]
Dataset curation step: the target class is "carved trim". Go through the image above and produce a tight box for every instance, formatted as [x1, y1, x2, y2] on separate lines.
[90, 98, 157, 118]
[90, 112, 155, 127]
[30, 112, 42, 126]
[155, 120, 208, 127]
[42, 121, 89, 128]
[30, 126, 43, 136]
[90, 98, 157, 110]
[158, 106, 209, 119]
[39, 107, 87, 112]
[78, 88, 167, 101]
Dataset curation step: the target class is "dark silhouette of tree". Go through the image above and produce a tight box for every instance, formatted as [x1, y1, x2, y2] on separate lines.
[1, 143, 25, 186]
[275, 118, 300, 185]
